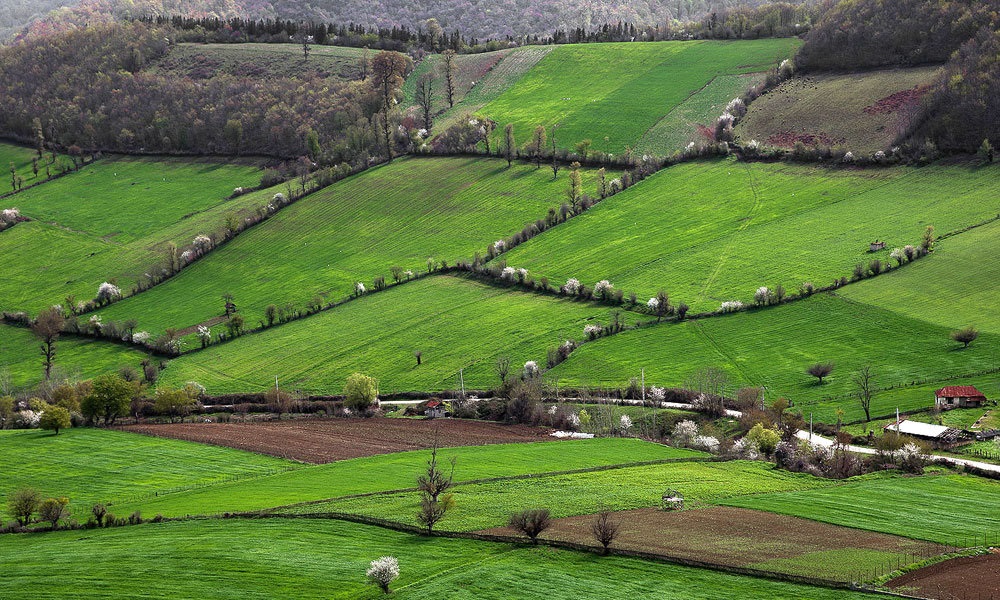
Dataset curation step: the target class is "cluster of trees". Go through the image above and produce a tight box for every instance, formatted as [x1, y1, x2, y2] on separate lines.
[0, 22, 413, 161]
[3, 488, 153, 533]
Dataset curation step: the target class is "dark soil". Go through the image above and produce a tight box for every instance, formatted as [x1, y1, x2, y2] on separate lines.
[888, 551, 1000, 599]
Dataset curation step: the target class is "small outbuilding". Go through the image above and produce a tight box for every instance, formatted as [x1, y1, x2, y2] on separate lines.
[661, 489, 684, 511]
[869, 240, 886, 252]
[424, 400, 446, 419]
[884, 420, 960, 445]
[935, 386, 987, 409]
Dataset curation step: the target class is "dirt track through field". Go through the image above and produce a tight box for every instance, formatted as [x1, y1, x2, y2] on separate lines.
[123, 418, 554, 463]
[888, 552, 1000, 599]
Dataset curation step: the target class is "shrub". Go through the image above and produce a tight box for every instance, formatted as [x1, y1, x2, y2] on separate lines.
[8, 487, 41, 526]
[366, 556, 399, 594]
[38, 497, 70, 529]
[508, 508, 551, 543]
[593, 280, 613, 300]
[806, 362, 834, 384]
[563, 278, 581, 295]
[522, 360, 539, 379]
[951, 326, 979, 348]
[753, 286, 771, 306]
[720, 300, 744, 313]
[746, 423, 781, 457]
[343, 373, 379, 412]
[692, 435, 720, 453]
[39, 406, 71, 434]
[591, 510, 621, 554]
[619, 414, 633, 435]
[584, 324, 602, 340]
[649, 386, 666, 402]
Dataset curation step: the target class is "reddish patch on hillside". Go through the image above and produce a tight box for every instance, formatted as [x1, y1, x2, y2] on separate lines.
[888, 552, 1000, 599]
[863, 86, 930, 115]
[766, 131, 845, 147]
[123, 418, 555, 463]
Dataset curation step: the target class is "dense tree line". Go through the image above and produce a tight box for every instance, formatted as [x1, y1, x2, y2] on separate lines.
[795, 0, 1000, 71]
[0, 22, 412, 160]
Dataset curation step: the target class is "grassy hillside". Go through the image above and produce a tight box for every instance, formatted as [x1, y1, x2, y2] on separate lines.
[724, 473, 1000, 545]
[0, 156, 267, 313]
[0, 519, 880, 599]
[0, 323, 149, 390]
[97, 157, 610, 338]
[548, 293, 1000, 423]
[0, 428, 297, 520]
[152, 43, 368, 81]
[157, 276, 640, 394]
[500, 159, 1000, 312]
[841, 220, 1000, 333]
[480, 39, 798, 155]
[0, 141, 51, 190]
[735, 67, 939, 154]
[122, 438, 691, 517]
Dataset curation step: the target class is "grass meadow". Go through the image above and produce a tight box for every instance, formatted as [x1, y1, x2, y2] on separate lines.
[0, 141, 51, 190]
[481, 39, 799, 155]
[734, 67, 939, 154]
[152, 43, 369, 81]
[499, 158, 1000, 313]
[0, 518, 881, 599]
[0, 428, 298, 520]
[121, 438, 694, 518]
[97, 157, 612, 340]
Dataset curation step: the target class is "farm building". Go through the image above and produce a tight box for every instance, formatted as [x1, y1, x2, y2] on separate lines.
[424, 400, 446, 419]
[885, 420, 961, 445]
[934, 385, 987, 409]
[869, 240, 886, 251]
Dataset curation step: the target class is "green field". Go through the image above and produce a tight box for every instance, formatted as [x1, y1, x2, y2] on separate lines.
[480, 39, 799, 155]
[157, 276, 643, 394]
[735, 67, 939, 154]
[842, 219, 1000, 333]
[0, 518, 880, 599]
[635, 73, 764, 154]
[281, 460, 832, 531]
[0, 141, 50, 190]
[0, 156, 267, 313]
[499, 159, 1000, 312]
[724, 473, 1000, 545]
[0, 428, 297, 520]
[152, 43, 369, 81]
[549, 293, 1000, 423]
[0, 323, 149, 390]
[96, 157, 611, 340]
[122, 438, 693, 518]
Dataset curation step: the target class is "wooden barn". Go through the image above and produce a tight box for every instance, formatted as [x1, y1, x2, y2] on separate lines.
[934, 385, 987, 409]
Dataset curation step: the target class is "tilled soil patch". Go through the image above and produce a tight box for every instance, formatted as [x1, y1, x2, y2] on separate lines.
[123, 418, 554, 463]
[888, 552, 1000, 599]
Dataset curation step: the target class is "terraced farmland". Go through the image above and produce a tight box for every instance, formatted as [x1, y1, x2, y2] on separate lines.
[96, 157, 611, 339]
[549, 293, 1000, 423]
[0, 155, 266, 313]
[500, 159, 1000, 311]
[480, 39, 799, 155]
[735, 67, 939, 154]
[157, 276, 641, 394]
[152, 43, 370, 81]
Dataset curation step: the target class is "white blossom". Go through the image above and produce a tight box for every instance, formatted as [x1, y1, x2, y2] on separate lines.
[403, 270, 414, 279]
[500, 266, 516, 281]
[88, 314, 103, 330]
[584, 324, 602, 338]
[890, 247, 906, 264]
[716, 112, 735, 128]
[720, 300, 744, 313]
[754, 286, 771, 305]
[874, 150, 886, 161]
[725, 97, 746, 117]
[843, 151, 855, 163]
[672, 420, 699, 445]
[564, 278, 581, 294]
[746, 139, 760, 152]
[96, 282, 121, 304]
[196, 325, 211, 341]
[593, 280, 613, 297]
[193, 235, 213, 253]
[132, 331, 151, 344]
[0, 208, 20, 223]
[233, 187, 244, 195]
[493, 239, 506, 253]
[567, 413, 581, 428]
[355, 282, 366, 294]
[547, 405, 558, 415]
[731, 437, 759, 460]
[468, 118, 479, 127]
[15, 410, 41, 428]
[693, 435, 720, 453]
[272, 192, 286, 204]
[180, 250, 195, 263]
[647, 297, 659, 310]
[366, 556, 400, 592]
[620, 414, 633, 432]
[416, 128, 428, 138]
[523, 360, 539, 378]
[649, 386, 666, 401]
[517, 267, 528, 280]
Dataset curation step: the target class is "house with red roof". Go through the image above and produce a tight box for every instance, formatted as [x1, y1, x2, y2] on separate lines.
[934, 385, 987, 409]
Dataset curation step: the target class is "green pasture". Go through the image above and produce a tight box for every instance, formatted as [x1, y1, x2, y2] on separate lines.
[0, 141, 52, 190]
[0, 323, 149, 391]
[121, 438, 695, 518]
[281, 460, 831, 531]
[735, 67, 940, 154]
[97, 157, 611, 339]
[0, 428, 297, 520]
[153, 42, 369, 81]
[0, 518, 881, 599]
[500, 158, 1000, 313]
[549, 293, 1000, 424]
[724, 473, 1000, 545]
[481, 39, 798, 155]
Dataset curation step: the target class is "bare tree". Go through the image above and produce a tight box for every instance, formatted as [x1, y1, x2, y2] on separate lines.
[531, 126, 546, 169]
[415, 73, 434, 132]
[441, 50, 457, 108]
[951, 326, 979, 348]
[549, 123, 561, 178]
[806, 362, 834, 384]
[852, 364, 876, 422]
[508, 508, 551, 543]
[504, 123, 515, 168]
[495, 355, 511, 387]
[415, 439, 456, 534]
[591, 510, 621, 554]
[31, 307, 65, 380]
[371, 51, 411, 162]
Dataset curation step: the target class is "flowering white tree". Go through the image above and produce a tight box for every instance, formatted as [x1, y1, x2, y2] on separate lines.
[366, 556, 400, 594]
[843, 151, 855, 163]
[754, 286, 771, 306]
[88, 314, 103, 333]
[726, 97, 747, 118]
[132, 331, 151, 344]
[0, 207, 20, 223]
[731, 437, 759, 460]
[500, 266, 516, 281]
[874, 150, 886, 161]
[193, 235, 213, 254]
[493, 239, 506, 253]
[720, 300, 744, 313]
[593, 280, 613, 299]
[693, 435, 720, 453]
[646, 297, 659, 310]
[890, 247, 906, 265]
[272, 192, 286, 205]
[671, 420, 698, 446]
[403, 270, 414, 280]
[517, 268, 528, 282]
[564, 278, 581, 295]
[96, 282, 121, 305]
[180, 250, 195, 265]
[746, 139, 760, 153]
[196, 325, 211, 348]
[355, 282, 366, 296]
[523, 360, 539, 379]
[649, 386, 666, 402]
[567, 412, 581, 429]
[584, 324, 602, 340]
[619, 414, 633, 434]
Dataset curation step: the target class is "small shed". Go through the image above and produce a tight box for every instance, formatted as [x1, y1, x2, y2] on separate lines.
[884, 420, 960, 444]
[935, 386, 987, 409]
[424, 400, 446, 419]
[869, 240, 886, 252]
[661, 489, 684, 511]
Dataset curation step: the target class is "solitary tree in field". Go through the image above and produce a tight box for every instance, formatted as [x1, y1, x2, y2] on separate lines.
[415, 73, 434, 132]
[31, 306, 64, 380]
[441, 49, 457, 108]
[951, 326, 979, 348]
[504, 124, 515, 167]
[39, 405, 71, 435]
[531, 126, 546, 169]
[371, 51, 411, 162]
[852, 364, 876, 422]
[806, 362, 834, 384]
[366, 556, 399, 594]
[508, 508, 552, 543]
[591, 509, 621, 554]
[344, 372, 379, 412]
[416, 440, 456, 533]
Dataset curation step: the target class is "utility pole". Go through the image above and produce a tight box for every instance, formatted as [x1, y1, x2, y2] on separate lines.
[459, 368, 465, 398]
[641, 368, 645, 403]
[809, 412, 813, 441]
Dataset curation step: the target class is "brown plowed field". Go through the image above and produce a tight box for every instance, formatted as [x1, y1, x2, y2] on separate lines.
[123, 418, 554, 463]
[888, 552, 1000, 599]
[481, 506, 944, 580]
